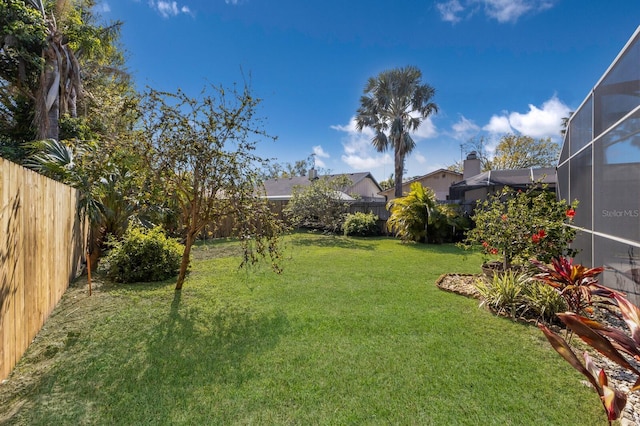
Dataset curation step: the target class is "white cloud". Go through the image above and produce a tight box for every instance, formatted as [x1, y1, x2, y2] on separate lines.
[331, 115, 436, 171]
[414, 152, 427, 164]
[483, 115, 513, 134]
[411, 116, 438, 139]
[436, 0, 556, 24]
[451, 115, 481, 140]
[311, 145, 329, 168]
[436, 0, 465, 23]
[312, 145, 330, 158]
[148, 0, 192, 18]
[341, 153, 393, 170]
[483, 95, 570, 140]
[331, 118, 393, 171]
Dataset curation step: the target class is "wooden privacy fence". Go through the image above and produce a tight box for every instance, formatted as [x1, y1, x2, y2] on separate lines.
[0, 158, 86, 381]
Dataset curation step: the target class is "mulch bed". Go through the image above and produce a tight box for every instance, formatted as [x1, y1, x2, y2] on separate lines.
[435, 273, 481, 299]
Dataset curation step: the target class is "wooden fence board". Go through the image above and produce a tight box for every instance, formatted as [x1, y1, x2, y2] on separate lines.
[0, 158, 85, 381]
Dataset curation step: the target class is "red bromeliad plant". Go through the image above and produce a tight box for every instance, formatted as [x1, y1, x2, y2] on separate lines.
[534, 257, 640, 424]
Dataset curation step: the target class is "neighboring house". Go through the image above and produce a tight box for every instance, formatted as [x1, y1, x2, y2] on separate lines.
[449, 165, 557, 214]
[379, 169, 463, 202]
[261, 171, 388, 222]
[558, 25, 640, 303]
[261, 171, 385, 202]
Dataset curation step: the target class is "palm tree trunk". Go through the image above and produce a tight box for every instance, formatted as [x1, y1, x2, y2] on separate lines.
[39, 41, 61, 140]
[394, 145, 404, 198]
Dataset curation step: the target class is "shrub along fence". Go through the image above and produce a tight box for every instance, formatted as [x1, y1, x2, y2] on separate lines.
[0, 158, 86, 381]
[198, 200, 390, 239]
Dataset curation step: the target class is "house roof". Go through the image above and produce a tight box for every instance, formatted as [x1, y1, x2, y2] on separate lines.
[408, 168, 463, 182]
[378, 168, 463, 197]
[261, 172, 381, 200]
[450, 167, 556, 190]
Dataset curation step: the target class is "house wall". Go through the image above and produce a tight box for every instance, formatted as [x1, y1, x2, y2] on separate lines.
[421, 172, 462, 201]
[558, 26, 640, 304]
[383, 171, 462, 202]
[350, 176, 385, 201]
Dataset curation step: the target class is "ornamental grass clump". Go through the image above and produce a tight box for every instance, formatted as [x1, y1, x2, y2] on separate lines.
[476, 270, 530, 319]
[462, 185, 578, 270]
[523, 280, 566, 324]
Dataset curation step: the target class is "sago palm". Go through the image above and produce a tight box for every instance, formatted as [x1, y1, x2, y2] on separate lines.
[355, 65, 438, 197]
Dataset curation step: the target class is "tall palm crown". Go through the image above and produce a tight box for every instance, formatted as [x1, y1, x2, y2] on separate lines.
[355, 66, 438, 197]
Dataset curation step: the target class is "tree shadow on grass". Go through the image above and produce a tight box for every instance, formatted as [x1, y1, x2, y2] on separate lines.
[98, 291, 290, 423]
[403, 242, 471, 256]
[290, 233, 377, 251]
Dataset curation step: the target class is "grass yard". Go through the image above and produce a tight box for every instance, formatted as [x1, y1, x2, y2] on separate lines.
[0, 233, 607, 425]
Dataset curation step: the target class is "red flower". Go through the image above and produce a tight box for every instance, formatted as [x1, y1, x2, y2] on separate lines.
[489, 248, 498, 255]
[501, 214, 508, 221]
[566, 208, 576, 219]
[532, 229, 546, 244]
[482, 241, 489, 248]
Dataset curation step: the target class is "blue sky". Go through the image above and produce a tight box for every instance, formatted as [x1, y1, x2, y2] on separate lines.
[96, 1, 639, 182]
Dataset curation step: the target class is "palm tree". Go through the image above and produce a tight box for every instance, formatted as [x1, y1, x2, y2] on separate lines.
[27, 0, 82, 141]
[355, 66, 438, 197]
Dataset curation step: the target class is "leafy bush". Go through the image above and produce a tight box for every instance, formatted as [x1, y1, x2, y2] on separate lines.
[427, 203, 471, 243]
[284, 175, 353, 233]
[463, 185, 578, 269]
[101, 225, 184, 283]
[343, 212, 379, 236]
[476, 267, 567, 324]
[475, 270, 530, 319]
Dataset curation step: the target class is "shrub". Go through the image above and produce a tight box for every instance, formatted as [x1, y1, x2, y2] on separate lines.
[284, 175, 353, 233]
[463, 185, 578, 269]
[343, 212, 379, 237]
[475, 270, 530, 319]
[427, 203, 471, 243]
[101, 225, 184, 283]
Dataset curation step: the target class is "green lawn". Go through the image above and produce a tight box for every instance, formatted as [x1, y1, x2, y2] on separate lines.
[1, 233, 607, 425]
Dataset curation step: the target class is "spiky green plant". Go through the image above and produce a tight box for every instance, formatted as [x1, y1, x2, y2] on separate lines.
[386, 182, 436, 243]
[475, 270, 530, 319]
